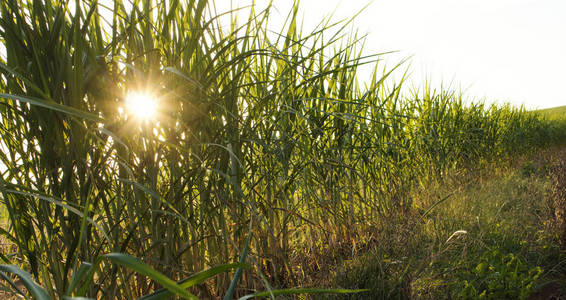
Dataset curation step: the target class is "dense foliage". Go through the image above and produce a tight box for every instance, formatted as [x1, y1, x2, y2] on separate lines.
[0, 0, 564, 298]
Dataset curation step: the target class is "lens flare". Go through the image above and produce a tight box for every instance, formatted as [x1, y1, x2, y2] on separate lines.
[124, 92, 157, 120]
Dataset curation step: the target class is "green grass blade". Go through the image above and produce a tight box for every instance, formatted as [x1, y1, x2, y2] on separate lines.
[102, 253, 198, 300]
[65, 262, 93, 297]
[0, 93, 102, 122]
[2, 188, 111, 244]
[139, 263, 249, 300]
[0, 271, 26, 298]
[0, 265, 50, 300]
[223, 217, 253, 300]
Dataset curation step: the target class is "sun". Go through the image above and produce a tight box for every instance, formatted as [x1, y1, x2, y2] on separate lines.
[124, 92, 157, 120]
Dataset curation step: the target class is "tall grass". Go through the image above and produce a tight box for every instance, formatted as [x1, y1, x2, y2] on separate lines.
[0, 0, 564, 298]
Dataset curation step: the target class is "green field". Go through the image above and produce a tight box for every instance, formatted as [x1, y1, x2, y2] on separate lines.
[537, 105, 566, 120]
[1, 0, 566, 299]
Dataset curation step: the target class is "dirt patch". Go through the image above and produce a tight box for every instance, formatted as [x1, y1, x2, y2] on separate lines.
[528, 282, 565, 300]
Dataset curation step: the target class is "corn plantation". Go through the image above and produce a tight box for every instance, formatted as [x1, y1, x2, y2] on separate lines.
[0, 0, 564, 298]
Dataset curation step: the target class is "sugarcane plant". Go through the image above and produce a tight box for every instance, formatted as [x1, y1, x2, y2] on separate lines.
[0, 0, 563, 298]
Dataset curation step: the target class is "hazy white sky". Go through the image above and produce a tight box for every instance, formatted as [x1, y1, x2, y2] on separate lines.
[229, 0, 566, 109]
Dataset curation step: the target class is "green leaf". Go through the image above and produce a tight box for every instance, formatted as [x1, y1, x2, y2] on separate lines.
[3, 188, 111, 244]
[475, 262, 488, 275]
[0, 271, 25, 297]
[224, 218, 253, 300]
[0, 93, 102, 122]
[139, 263, 249, 300]
[0, 61, 50, 99]
[0, 265, 50, 300]
[102, 253, 198, 300]
[66, 262, 93, 296]
[238, 288, 370, 300]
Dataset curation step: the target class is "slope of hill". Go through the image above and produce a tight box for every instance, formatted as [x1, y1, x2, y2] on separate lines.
[537, 105, 566, 120]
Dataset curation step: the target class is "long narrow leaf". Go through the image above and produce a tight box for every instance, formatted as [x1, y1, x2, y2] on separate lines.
[139, 263, 249, 300]
[0, 93, 102, 122]
[102, 253, 198, 300]
[0, 265, 50, 300]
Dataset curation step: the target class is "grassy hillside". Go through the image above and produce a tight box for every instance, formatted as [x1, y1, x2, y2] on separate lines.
[1, 0, 566, 299]
[537, 105, 566, 120]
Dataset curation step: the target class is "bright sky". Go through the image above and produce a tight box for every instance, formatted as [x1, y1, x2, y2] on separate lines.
[229, 0, 566, 109]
